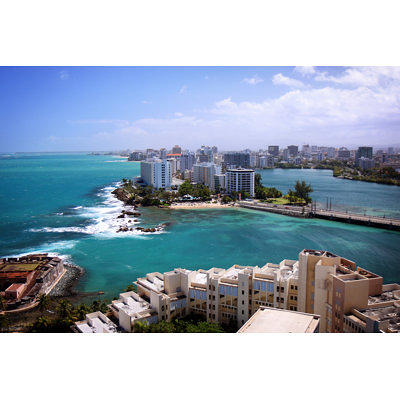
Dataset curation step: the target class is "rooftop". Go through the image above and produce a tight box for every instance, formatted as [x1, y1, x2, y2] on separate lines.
[75, 312, 117, 333]
[238, 307, 320, 333]
[113, 292, 152, 317]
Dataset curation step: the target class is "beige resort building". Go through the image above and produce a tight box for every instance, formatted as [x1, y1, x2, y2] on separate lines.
[75, 249, 400, 333]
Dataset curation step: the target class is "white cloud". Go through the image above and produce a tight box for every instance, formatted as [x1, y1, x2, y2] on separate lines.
[179, 85, 187, 94]
[314, 67, 400, 87]
[242, 74, 263, 85]
[272, 73, 305, 88]
[68, 119, 130, 127]
[66, 67, 400, 149]
[294, 66, 316, 76]
[59, 70, 69, 80]
[141, 100, 150, 104]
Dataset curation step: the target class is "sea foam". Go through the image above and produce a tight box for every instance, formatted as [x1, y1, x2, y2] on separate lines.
[29, 183, 165, 238]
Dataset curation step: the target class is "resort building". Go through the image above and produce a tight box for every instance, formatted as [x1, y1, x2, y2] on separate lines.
[140, 159, 172, 189]
[74, 311, 117, 333]
[74, 249, 400, 333]
[214, 174, 226, 191]
[238, 307, 320, 333]
[0, 254, 64, 309]
[192, 162, 221, 191]
[226, 168, 255, 197]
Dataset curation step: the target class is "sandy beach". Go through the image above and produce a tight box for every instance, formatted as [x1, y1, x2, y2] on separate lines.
[167, 201, 237, 210]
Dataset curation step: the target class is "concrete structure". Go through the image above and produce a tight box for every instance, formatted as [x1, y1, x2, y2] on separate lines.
[192, 163, 221, 190]
[223, 152, 250, 168]
[171, 145, 182, 154]
[73, 249, 400, 334]
[238, 307, 320, 333]
[358, 157, 375, 170]
[140, 159, 172, 189]
[74, 311, 117, 333]
[268, 146, 279, 156]
[226, 168, 255, 197]
[180, 152, 195, 171]
[214, 174, 226, 191]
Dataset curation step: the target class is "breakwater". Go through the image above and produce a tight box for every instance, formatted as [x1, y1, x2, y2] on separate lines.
[238, 201, 400, 231]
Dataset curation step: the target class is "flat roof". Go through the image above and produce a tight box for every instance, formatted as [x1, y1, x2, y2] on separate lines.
[0, 262, 41, 272]
[238, 307, 320, 333]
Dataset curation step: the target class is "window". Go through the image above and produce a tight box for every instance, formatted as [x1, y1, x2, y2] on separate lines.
[242, 310, 244, 315]
[242, 290, 244, 295]
[242, 300, 244, 305]
[290, 285, 294, 290]
[280, 287, 284, 293]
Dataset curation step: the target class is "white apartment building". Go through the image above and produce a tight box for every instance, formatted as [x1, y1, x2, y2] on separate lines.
[192, 162, 221, 191]
[226, 168, 255, 197]
[140, 159, 172, 189]
[74, 311, 117, 333]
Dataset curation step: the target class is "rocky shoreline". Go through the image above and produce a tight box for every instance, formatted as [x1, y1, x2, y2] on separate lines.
[49, 262, 85, 297]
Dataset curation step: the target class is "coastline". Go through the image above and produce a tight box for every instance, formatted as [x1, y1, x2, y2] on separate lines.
[49, 262, 85, 297]
[167, 201, 236, 210]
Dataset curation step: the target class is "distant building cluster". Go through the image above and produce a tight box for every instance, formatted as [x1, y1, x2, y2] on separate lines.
[0, 254, 64, 310]
[128, 144, 400, 195]
[75, 249, 400, 333]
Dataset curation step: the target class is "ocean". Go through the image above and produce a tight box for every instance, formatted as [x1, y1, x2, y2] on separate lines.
[1, 153, 400, 298]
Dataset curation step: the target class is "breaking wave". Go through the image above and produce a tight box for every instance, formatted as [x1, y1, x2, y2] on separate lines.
[29, 183, 166, 238]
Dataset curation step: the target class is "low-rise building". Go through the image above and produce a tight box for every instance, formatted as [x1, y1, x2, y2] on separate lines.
[74, 311, 118, 333]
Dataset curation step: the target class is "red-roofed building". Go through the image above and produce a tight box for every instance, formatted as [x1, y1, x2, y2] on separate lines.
[5, 283, 27, 300]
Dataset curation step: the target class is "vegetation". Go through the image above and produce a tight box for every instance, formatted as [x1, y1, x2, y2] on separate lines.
[290, 180, 313, 204]
[133, 314, 225, 333]
[178, 180, 211, 200]
[334, 166, 400, 186]
[27, 298, 111, 333]
[221, 195, 233, 204]
[254, 173, 282, 200]
[115, 179, 180, 206]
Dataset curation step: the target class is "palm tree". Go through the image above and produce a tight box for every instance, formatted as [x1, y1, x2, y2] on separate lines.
[38, 294, 50, 312]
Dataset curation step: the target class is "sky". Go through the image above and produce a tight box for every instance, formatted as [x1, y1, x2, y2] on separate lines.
[0, 66, 400, 152]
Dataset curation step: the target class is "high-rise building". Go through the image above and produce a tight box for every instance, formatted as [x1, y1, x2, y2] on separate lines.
[356, 146, 373, 166]
[226, 168, 255, 197]
[159, 148, 167, 159]
[140, 159, 172, 189]
[171, 145, 182, 154]
[128, 151, 146, 161]
[192, 163, 221, 190]
[287, 145, 299, 157]
[223, 152, 250, 168]
[337, 147, 351, 160]
[358, 157, 375, 170]
[180, 152, 196, 171]
[268, 145, 279, 156]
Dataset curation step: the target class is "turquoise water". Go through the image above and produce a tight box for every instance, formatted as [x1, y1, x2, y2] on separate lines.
[259, 168, 400, 218]
[1, 153, 400, 298]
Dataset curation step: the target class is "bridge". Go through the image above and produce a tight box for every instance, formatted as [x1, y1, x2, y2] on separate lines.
[237, 200, 400, 231]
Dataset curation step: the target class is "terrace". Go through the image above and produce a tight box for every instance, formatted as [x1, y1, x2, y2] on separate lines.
[75, 312, 117, 333]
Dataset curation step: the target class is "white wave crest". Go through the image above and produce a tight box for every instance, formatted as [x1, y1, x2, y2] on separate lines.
[30, 183, 165, 238]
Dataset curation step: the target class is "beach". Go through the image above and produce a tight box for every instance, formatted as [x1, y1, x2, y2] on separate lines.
[168, 201, 237, 209]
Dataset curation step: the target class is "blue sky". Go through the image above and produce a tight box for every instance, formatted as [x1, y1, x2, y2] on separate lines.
[1, 66, 400, 152]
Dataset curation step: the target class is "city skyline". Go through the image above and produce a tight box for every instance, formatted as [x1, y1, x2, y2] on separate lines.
[1, 66, 400, 152]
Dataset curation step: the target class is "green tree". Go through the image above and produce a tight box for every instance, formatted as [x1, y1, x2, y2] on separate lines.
[38, 294, 50, 312]
[293, 180, 313, 203]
